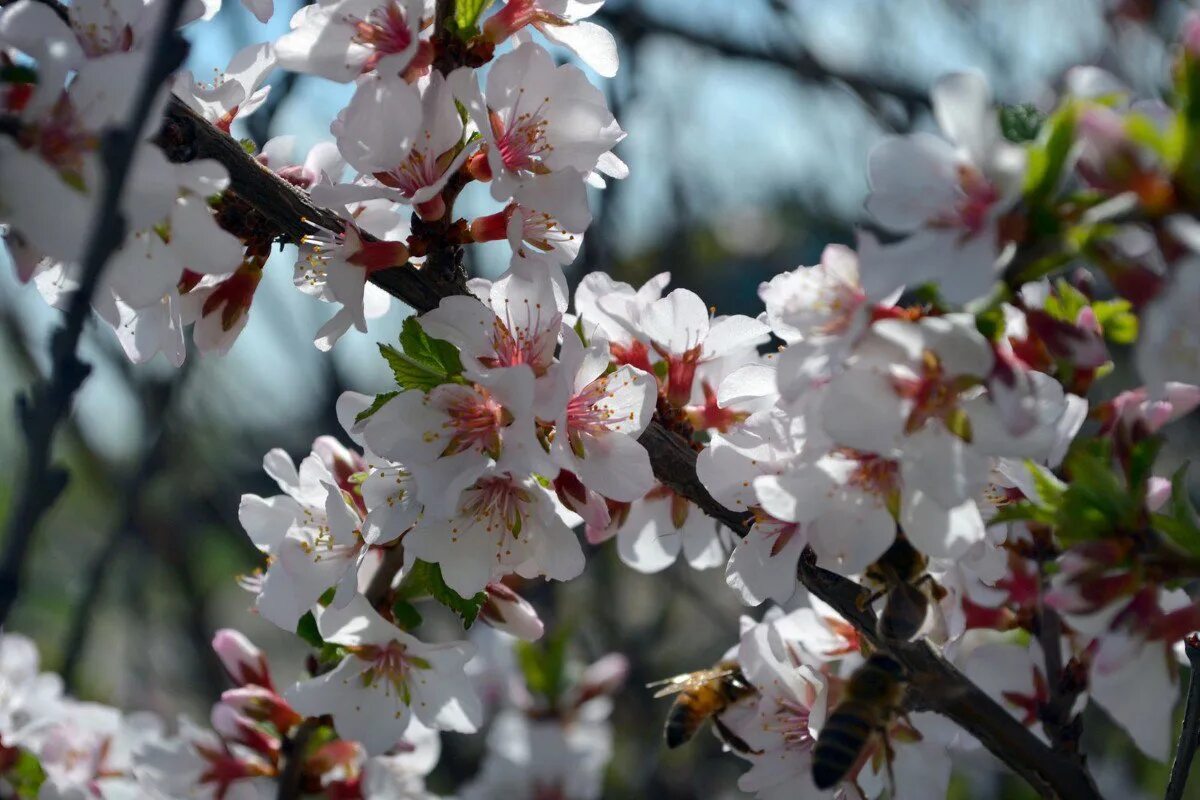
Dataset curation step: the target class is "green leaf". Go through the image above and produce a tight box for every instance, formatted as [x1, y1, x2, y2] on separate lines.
[515, 625, 571, 702]
[974, 305, 1006, 341]
[379, 317, 464, 392]
[989, 500, 1057, 527]
[1042, 279, 1090, 325]
[5, 750, 46, 799]
[296, 611, 324, 649]
[239, 138, 258, 155]
[402, 560, 487, 628]
[1090, 298, 1138, 344]
[1056, 439, 1135, 542]
[999, 103, 1044, 143]
[451, 0, 495, 39]
[1024, 103, 1077, 208]
[356, 391, 400, 423]
[1156, 463, 1200, 556]
[391, 598, 424, 631]
[1025, 460, 1066, 508]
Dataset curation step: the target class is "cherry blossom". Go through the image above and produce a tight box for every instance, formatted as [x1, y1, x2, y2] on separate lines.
[275, 0, 427, 82]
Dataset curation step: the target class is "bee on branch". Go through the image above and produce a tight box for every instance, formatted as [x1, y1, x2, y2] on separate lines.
[648, 659, 760, 755]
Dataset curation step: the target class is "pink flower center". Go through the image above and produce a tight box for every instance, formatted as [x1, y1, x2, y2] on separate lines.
[931, 163, 1000, 236]
[891, 351, 975, 437]
[440, 386, 513, 459]
[565, 376, 620, 456]
[23, 95, 96, 177]
[752, 513, 802, 557]
[477, 304, 560, 376]
[348, 2, 415, 72]
[460, 475, 533, 536]
[770, 698, 815, 751]
[355, 641, 427, 702]
[489, 99, 552, 175]
[376, 142, 444, 197]
[838, 451, 900, 499]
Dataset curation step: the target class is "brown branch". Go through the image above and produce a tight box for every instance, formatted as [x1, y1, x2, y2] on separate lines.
[594, 6, 929, 111]
[1168, 634, 1200, 800]
[275, 717, 319, 800]
[0, 0, 193, 627]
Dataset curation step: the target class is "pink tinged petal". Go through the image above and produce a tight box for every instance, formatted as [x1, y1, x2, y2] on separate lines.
[807, 500, 895, 575]
[242, 0, 273, 23]
[569, 431, 653, 502]
[238, 494, 302, 552]
[753, 468, 833, 524]
[819, 367, 907, 453]
[336, 73, 422, 174]
[932, 71, 996, 165]
[702, 315, 771, 360]
[1090, 641, 1176, 760]
[865, 133, 960, 232]
[725, 525, 805, 606]
[539, 18, 618, 77]
[616, 509, 678, 574]
[900, 492, 985, 559]
[641, 288, 710, 355]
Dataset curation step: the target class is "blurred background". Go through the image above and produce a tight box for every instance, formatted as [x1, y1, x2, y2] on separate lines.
[1, 0, 1197, 797]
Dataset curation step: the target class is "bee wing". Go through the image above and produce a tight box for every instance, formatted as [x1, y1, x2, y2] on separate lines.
[647, 668, 735, 698]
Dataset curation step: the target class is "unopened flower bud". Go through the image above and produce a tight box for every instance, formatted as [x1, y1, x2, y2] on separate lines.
[211, 702, 280, 757]
[212, 629, 273, 690]
[479, 582, 544, 641]
[222, 686, 302, 733]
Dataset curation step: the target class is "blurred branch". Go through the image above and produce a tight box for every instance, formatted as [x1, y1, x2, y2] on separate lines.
[1167, 634, 1200, 800]
[0, 0, 192, 627]
[59, 368, 191, 692]
[594, 5, 929, 111]
[275, 718, 319, 800]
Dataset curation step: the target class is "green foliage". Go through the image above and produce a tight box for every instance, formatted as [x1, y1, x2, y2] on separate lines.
[1150, 463, 1200, 557]
[1090, 298, 1138, 344]
[1042, 279, 1090, 324]
[4, 751, 46, 799]
[1057, 439, 1137, 543]
[974, 305, 1006, 342]
[239, 138, 258, 155]
[515, 625, 572, 703]
[296, 611, 324, 648]
[1024, 103, 1077, 210]
[448, 0, 495, 39]
[355, 390, 400, 423]
[400, 559, 488, 628]
[391, 597, 424, 631]
[379, 317, 464, 392]
[999, 103, 1044, 143]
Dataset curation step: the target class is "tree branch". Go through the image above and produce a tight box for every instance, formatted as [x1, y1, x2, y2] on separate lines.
[0, 0, 192, 627]
[1167, 634, 1200, 800]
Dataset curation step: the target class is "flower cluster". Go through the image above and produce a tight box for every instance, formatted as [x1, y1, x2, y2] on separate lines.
[9, 0, 1200, 795]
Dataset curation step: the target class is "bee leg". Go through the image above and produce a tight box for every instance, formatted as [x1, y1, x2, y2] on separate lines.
[713, 716, 762, 755]
[880, 727, 898, 797]
[849, 779, 869, 800]
[857, 588, 885, 612]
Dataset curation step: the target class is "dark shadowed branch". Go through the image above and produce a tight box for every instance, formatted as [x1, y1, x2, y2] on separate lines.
[0, 0, 193, 627]
[1167, 634, 1200, 800]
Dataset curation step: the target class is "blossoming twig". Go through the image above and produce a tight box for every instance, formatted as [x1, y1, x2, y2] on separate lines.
[0, 0, 193, 627]
[1167, 634, 1200, 800]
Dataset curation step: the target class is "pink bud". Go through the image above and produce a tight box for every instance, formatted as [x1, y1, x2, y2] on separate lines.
[1146, 476, 1172, 512]
[482, 0, 538, 44]
[212, 629, 273, 690]
[480, 582, 544, 641]
[222, 686, 302, 733]
[1183, 11, 1200, 57]
[569, 653, 630, 709]
[211, 702, 279, 756]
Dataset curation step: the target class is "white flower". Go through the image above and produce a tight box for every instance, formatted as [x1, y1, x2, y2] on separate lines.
[275, 0, 426, 82]
[859, 71, 1026, 304]
[172, 42, 277, 132]
[0, 633, 64, 741]
[1136, 258, 1200, 396]
[481, 0, 618, 77]
[453, 38, 625, 201]
[547, 325, 655, 503]
[285, 595, 481, 754]
[133, 715, 274, 800]
[606, 485, 726, 574]
[405, 469, 584, 596]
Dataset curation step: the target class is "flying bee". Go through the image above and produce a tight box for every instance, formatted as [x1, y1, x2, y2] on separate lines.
[648, 660, 760, 755]
[863, 535, 942, 641]
[812, 652, 909, 791]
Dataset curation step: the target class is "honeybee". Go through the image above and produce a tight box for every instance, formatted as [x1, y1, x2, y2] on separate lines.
[812, 652, 909, 791]
[863, 535, 941, 641]
[648, 660, 760, 754]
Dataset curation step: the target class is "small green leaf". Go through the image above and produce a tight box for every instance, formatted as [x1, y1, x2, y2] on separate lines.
[402, 560, 488, 628]
[5, 750, 46, 799]
[1042, 279, 1090, 325]
[391, 598, 424, 631]
[1024, 103, 1077, 208]
[239, 138, 258, 155]
[379, 317, 464, 392]
[1025, 460, 1066, 508]
[451, 0, 495, 39]
[1091, 298, 1138, 344]
[356, 391, 400, 423]
[318, 586, 337, 607]
[515, 625, 571, 702]
[297, 612, 324, 649]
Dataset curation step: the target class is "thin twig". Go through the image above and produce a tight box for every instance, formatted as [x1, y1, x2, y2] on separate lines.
[0, 0, 193, 627]
[275, 718, 319, 800]
[1167, 634, 1200, 800]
